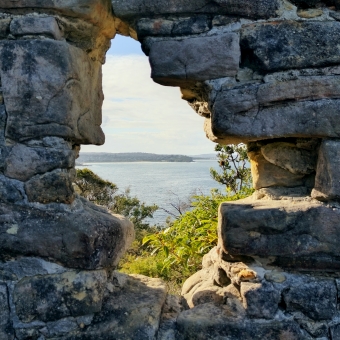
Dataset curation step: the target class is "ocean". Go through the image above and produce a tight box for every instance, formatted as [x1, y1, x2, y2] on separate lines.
[77, 160, 225, 225]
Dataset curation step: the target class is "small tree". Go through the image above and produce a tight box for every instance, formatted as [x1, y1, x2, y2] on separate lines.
[210, 143, 252, 194]
[75, 168, 158, 232]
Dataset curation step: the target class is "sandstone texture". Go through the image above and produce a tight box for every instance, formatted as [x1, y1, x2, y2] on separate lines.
[2, 0, 340, 339]
[219, 197, 340, 270]
[0, 260, 167, 340]
[0, 198, 134, 270]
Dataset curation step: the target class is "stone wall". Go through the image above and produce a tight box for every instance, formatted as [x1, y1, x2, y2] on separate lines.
[2, 0, 340, 339]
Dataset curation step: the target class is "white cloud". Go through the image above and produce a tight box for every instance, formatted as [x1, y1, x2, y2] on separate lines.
[81, 54, 215, 155]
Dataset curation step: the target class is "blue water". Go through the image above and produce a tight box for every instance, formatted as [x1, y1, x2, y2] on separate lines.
[77, 160, 225, 225]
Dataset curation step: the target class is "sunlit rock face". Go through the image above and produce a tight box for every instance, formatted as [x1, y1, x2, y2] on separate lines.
[1, 0, 340, 338]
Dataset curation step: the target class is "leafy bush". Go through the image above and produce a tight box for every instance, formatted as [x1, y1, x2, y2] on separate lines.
[75, 168, 158, 233]
[142, 189, 253, 278]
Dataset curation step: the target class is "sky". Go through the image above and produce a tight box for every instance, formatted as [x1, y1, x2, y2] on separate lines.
[81, 35, 215, 155]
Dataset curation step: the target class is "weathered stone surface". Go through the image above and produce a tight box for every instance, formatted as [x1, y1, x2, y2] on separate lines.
[4, 143, 75, 182]
[0, 175, 23, 204]
[0, 0, 113, 26]
[241, 21, 340, 72]
[10, 16, 62, 39]
[137, 16, 210, 39]
[240, 281, 280, 319]
[112, 0, 280, 19]
[312, 139, 340, 201]
[0, 40, 104, 145]
[0, 105, 6, 143]
[330, 324, 340, 340]
[219, 198, 340, 270]
[248, 150, 305, 189]
[211, 99, 340, 143]
[59, 272, 167, 340]
[214, 0, 280, 18]
[282, 277, 337, 321]
[157, 294, 183, 340]
[25, 169, 75, 204]
[176, 303, 310, 340]
[14, 270, 107, 322]
[0, 198, 134, 269]
[0, 257, 65, 281]
[112, 0, 220, 18]
[261, 142, 317, 175]
[148, 33, 240, 86]
[0, 18, 11, 39]
[297, 8, 323, 18]
[0, 283, 13, 340]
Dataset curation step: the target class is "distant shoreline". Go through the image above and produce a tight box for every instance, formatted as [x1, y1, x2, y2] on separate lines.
[77, 152, 216, 164]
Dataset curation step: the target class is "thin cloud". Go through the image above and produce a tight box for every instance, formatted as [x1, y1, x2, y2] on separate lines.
[82, 54, 215, 155]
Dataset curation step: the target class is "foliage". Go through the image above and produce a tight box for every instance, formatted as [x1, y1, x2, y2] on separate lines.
[142, 189, 253, 278]
[75, 168, 158, 232]
[210, 143, 252, 194]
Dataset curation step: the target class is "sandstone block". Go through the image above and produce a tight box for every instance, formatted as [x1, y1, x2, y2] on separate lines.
[0, 283, 12, 340]
[241, 21, 340, 72]
[14, 270, 107, 323]
[213, 0, 280, 18]
[59, 273, 167, 340]
[0, 198, 134, 269]
[211, 99, 340, 143]
[112, 0, 219, 18]
[112, 0, 280, 19]
[0, 105, 6, 143]
[137, 16, 210, 39]
[0, 0, 113, 26]
[0, 18, 10, 39]
[240, 281, 280, 319]
[219, 198, 340, 270]
[312, 139, 340, 201]
[248, 150, 305, 189]
[25, 169, 75, 204]
[10, 16, 62, 40]
[176, 303, 309, 340]
[0, 175, 24, 204]
[149, 33, 240, 86]
[0, 40, 104, 145]
[0, 257, 65, 281]
[282, 277, 337, 321]
[261, 142, 317, 175]
[4, 143, 75, 182]
[330, 324, 340, 340]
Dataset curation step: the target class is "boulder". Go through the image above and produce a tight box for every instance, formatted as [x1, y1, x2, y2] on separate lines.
[0, 40, 104, 145]
[219, 198, 340, 270]
[0, 198, 134, 270]
[312, 139, 340, 201]
[148, 33, 240, 86]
